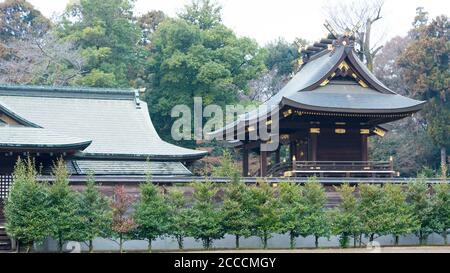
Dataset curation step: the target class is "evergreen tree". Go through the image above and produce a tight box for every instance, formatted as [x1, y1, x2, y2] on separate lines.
[330, 184, 362, 248]
[430, 182, 450, 244]
[383, 184, 418, 246]
[406, 178, 433, 245]
[220, 172, 252, 249]
[398, 14, 449, 178]
[303, 178, 330, 248]
[134, 175, 170, 252]
[212, 150, 239, 178]
[167, 189, 191, 250]
[249, 181, 280, 249]
[48, 158, 85, 252]
[4, 158, 52, 252]
[358, 184, 390, 243]
[145, 0, 265, 141]
[189, 181, 224, 249]
[278, 182, 306, 249]
[57, 0, 143, 87]
[77, 173, 112, 253]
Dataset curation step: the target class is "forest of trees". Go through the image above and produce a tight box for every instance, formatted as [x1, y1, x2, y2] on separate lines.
[0, 0, 448, 176]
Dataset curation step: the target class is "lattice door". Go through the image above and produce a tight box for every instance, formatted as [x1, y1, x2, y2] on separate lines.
[0, 175, 12, 202]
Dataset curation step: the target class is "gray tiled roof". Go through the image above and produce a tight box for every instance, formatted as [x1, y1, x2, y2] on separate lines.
[0, 85, 207, 160]
[0, 127, 91, 149]
[283, 81, 426, 113]
[71, 160, 192, 176]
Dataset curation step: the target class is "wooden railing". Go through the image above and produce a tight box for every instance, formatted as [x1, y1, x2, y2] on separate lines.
[268, 161, 395, 178]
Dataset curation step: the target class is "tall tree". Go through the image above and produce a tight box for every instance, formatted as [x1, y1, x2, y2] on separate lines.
[179, 0, 222, 30]
[77, 173, 112, 253]
[189, 181, 224, 249]
[0, 0, 51, 42]
[167, 189, 191, 250]
[220, 172, 252, 249]
[57, 0, 143, 87]
[0, 32, 86, 85]
[137, 10, 166, 47]
[249, 181, 280, 249]
[4, 158, 52, 252]
[48, 158, 85, 252]
[406, 177, 433, 245]
[398, 14, 450, 178]
[323, 0, 385, 71]
[330, 184, 362, 248]
[145, 0, 266, 141]
[278, 182, 306, 249]
[134, 176, 170, 253]
[358, 184, 389, 242]
[303, 178, 330, 248]
[430, 182, 450, 245]
[383, 184, 418, 245]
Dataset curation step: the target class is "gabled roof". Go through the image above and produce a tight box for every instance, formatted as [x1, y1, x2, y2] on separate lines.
[211, 38, 425, 137]
[0, 84, 207, 161]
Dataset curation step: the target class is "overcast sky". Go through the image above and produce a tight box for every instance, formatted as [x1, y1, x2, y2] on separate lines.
[23, 0, 449, 46]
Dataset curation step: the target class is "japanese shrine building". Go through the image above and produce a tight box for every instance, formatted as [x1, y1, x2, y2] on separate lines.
[212, 34, 425, 178]
[0, 85, 207, 179]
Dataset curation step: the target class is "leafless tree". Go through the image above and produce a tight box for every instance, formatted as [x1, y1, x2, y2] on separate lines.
[247, 68, 290, 102]
[323, 0, 386, 71]
[0, 32, 86, 85]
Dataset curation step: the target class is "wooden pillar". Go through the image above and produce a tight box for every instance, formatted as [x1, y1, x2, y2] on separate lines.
[275, 146, 281, 164]
[361, 134, 368, 162]
[260, 150, 268, 177]
[242, 145, 249, 177]
[309, 133, 318, 162]
[289, 140, 297, 162]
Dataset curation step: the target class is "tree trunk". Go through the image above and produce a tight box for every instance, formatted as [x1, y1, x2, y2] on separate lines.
[263, 233, 268, 249]
[58, 233, 63, 253]
[89, 240, 94, 253]
[315, 236, 319, 248]
[353, 235, 357, 248]
[394, 235, 399, 246]
[235, 235, 240, 249]
[419, 231, 427, 246]
[148, 239, 152, 253]
[359, 234, 362, 247]
[177, 236, 184, 250]
[119, 235, 123, 253]
[369, 233, 375, 242]
[289, 232, 295, 249]
[443, 230, 448, 245]
[441, 147, 447, 179]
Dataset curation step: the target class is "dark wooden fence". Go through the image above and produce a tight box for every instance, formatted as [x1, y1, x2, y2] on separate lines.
[36, 175, 448, 185]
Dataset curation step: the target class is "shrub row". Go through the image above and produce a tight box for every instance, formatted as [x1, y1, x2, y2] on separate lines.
[4, 157, 450, 252]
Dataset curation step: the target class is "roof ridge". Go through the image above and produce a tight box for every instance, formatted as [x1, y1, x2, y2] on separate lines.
[0, 83, 137, 94]
[0, 84, 140, 100]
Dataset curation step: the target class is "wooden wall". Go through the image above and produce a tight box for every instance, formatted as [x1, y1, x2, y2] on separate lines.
[315, 129, 363, 161]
